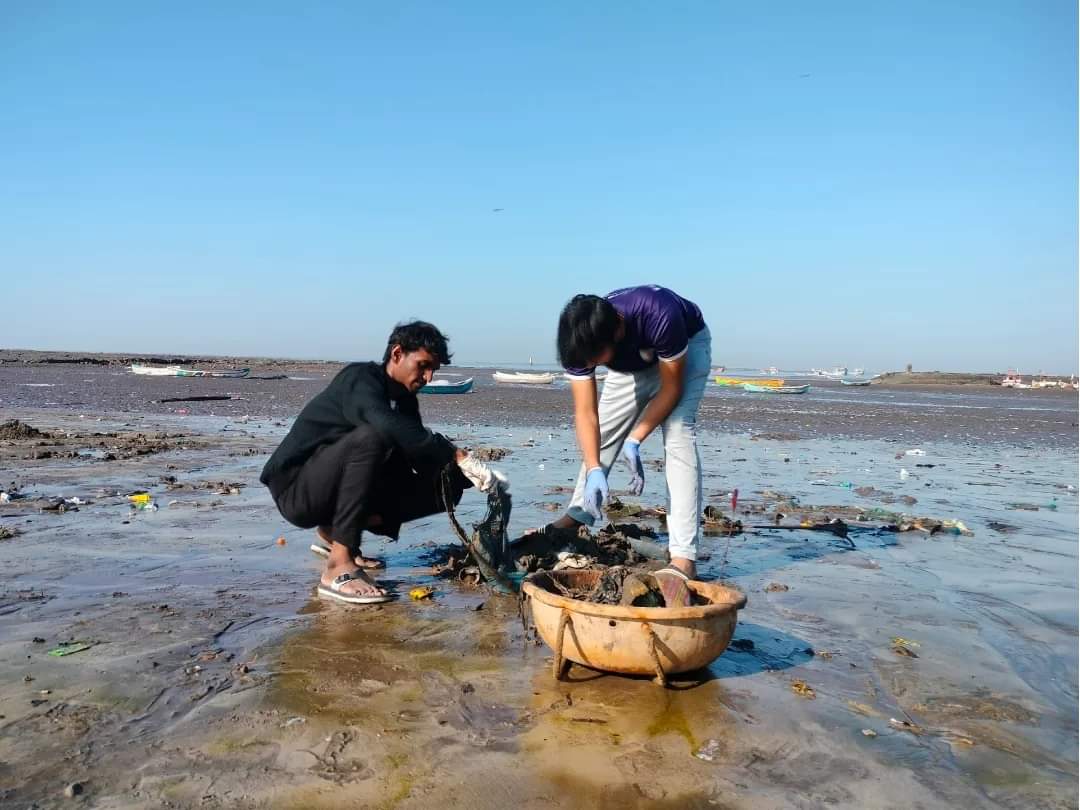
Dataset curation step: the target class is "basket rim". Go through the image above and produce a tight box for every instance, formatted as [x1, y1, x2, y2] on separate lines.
[522, 571, 747, 620]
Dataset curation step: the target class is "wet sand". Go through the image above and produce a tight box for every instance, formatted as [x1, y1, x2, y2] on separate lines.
[1, 362, 1077, 809]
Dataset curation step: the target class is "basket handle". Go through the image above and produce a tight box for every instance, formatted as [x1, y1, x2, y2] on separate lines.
[553, 608, 572, 680]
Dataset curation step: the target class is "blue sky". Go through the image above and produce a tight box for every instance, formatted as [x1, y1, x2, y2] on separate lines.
[1, 1, 1076, 372]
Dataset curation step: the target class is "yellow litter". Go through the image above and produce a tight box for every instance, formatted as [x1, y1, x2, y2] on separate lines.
[409, 585, 436, 601]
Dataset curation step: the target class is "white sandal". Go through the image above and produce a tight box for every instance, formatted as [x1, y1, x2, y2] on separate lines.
[317, 571, 395, 605]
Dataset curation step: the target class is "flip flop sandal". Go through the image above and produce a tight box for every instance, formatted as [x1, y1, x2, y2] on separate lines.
[653, 567, 694, 608]
[317, 571, 395, 605]
[309, 543, 386, 569]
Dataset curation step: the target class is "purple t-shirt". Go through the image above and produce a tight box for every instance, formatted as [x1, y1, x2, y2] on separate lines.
[564, 285, 706, 379]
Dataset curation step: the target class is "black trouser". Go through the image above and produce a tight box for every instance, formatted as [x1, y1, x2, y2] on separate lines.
[267, 424, 470, 555]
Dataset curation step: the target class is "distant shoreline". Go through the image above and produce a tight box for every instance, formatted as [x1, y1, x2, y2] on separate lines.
[1, 349, 1076, 386]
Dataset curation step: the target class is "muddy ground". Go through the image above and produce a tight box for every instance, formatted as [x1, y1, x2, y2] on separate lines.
[1, 361, 1077, 809]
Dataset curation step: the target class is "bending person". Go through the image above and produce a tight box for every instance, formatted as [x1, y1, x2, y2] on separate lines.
[547, 285, 710, 582]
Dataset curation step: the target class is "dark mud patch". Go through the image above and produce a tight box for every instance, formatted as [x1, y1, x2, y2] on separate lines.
[511, 523, 655, 573]
[0, 420, 50, 440]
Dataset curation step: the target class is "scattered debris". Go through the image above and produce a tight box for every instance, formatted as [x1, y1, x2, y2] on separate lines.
[553, 552, 592, 570]
[408, 585, 436, 600]
[987, 521, 1019, 534]
[604, 497, 666, 520]
[791, 680, 816, 699]
[703, 505, 743, 534]
[889, 717, 924, 735]
[0, 525, 18, 540]
[764, 582, 789, 593]
[891, 637, 920, 650]
[0, 420, 49, 440]
[694, 739, 723, 761]
[847, 701, 880, 718]
[48, 641, 94, 657]
[472, 447, 511, 462]
[157, 395, 233, 403]
[63, 781, 85, 798]
[861, 729, 877, 738]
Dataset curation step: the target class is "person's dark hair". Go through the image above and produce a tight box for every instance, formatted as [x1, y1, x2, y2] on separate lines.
[383, 320, 452, 365]
[557, 294, 620, 369]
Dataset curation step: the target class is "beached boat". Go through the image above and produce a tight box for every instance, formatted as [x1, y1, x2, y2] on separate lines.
[175, 367, 251, 378]
[421, 377, 474, 394]
[1001, 370, 1029, 389]
[812, 366, 849, 379]
[493, 371, 556, 384]
[716, 377, 784, 387]
[841, 378, 871, 386]
[130, 364, 184, 376]
[743, 383, 809, 394]
[130, 364, 250, 378]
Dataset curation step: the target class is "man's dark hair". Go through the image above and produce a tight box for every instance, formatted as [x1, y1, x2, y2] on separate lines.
[383, 320, 452, 365]
[557, 294, 620, 369]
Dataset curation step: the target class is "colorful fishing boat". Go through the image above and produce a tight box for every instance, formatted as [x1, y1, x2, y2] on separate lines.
[421, 377, 474, 394]
[743, 383, 809, 394]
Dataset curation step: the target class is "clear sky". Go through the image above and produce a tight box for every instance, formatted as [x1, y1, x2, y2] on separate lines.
[2, 1, 1076, 373]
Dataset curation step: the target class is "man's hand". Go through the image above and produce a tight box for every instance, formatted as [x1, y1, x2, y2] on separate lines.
[457, 454, 510, 493]
[622, 439, 645, 496]
[583, 467, 609, 522]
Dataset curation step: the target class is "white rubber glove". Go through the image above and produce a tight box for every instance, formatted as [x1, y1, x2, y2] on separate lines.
[457, 454, 511, 493]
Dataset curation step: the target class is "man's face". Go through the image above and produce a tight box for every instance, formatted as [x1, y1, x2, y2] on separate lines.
[386, 346, 440, 392]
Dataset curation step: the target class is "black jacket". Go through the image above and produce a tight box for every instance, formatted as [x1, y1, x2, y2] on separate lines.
[260, 361, 455, 485]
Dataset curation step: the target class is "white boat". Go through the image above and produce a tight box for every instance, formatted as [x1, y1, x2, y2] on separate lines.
[130, 364, 250, 378]
[1001, 370, 1027, 388]
[493, 371, 556, 384]
[130, 364, 184, 376]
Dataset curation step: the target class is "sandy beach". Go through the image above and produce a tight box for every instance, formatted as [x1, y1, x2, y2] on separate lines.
[1, 358, 1077, 809]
